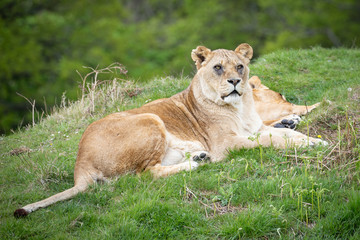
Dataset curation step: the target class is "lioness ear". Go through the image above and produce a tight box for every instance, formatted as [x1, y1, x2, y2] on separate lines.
[235, 43, 253, 61]
[191, 46, 212, 70]
[249, 76, 262, 89]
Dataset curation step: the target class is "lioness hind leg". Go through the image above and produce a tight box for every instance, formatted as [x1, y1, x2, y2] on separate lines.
[292, 102, 320, 115]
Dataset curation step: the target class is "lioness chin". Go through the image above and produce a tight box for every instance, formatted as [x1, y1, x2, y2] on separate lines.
[14, 43, 326, 218]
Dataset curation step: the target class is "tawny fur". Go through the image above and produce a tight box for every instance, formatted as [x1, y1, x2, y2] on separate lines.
[14, 44, 326, 217]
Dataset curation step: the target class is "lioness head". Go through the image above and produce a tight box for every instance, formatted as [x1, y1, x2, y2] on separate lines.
[191, 43, 253, 106]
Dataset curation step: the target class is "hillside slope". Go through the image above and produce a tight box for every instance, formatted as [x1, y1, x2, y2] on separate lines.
[1, 48, 359, 239]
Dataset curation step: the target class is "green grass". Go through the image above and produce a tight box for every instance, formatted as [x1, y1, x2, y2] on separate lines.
[1, 47, 360, 239]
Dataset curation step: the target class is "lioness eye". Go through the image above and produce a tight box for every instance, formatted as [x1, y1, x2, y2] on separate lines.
[236, 64, 244, 73]
[214, 65, 222, 71]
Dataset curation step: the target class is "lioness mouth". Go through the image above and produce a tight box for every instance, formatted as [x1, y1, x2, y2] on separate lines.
[221, 90, 242, 100]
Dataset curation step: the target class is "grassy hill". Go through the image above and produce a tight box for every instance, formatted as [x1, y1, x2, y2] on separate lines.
[1, 48, 359, 239]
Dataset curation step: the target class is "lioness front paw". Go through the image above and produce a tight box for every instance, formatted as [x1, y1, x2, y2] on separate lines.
[184, 161, 199, 171]
[308, 137, 328, 146]
[192, 151, 211, 163]
[293, 137, 328, 147]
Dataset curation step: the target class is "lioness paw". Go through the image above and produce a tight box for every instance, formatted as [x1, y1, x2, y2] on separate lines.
[309, 137, 328, 146]
[192, 151, 211, 163]
[184, 161, 199, 171]
[300, 137, 328, 147]
[274, 115, 301, 129]
[293, 137, 328, 148]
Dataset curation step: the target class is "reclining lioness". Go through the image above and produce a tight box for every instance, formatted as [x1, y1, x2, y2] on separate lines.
[249, 76, 319, 127]
[14, 44, 326, 217]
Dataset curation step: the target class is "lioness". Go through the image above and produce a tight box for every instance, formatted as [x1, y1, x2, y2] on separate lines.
[249, 76, 319, 127]
[14, 44, 326, 217]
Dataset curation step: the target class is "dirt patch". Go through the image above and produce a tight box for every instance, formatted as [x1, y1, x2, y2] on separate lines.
[200, 201, 246, 218]
[348, 86, 360, 102]
[182, 187, 246, 218]
[10, 146, 32, 156]
[295, 89, 360, 175]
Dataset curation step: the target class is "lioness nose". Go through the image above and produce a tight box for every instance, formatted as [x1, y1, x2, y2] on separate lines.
[227, 78, 241, 86]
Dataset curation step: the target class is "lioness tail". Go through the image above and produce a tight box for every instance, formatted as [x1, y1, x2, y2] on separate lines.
[14, 181, 89, 218]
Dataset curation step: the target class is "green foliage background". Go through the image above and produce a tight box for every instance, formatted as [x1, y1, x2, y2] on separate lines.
[1, 0, 359, 134]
